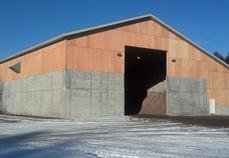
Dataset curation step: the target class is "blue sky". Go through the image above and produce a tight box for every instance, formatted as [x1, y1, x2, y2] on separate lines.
[0, 0, 228, 59]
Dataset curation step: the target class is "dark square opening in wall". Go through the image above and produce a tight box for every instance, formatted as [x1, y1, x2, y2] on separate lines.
[124, 46, 166, 115]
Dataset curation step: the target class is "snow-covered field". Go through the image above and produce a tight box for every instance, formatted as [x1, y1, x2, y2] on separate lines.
[0, 115, 229, 158]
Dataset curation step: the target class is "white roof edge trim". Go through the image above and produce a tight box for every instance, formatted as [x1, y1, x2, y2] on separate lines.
[1, 14, 228, 69]
[0, 14, 151, 64]
[148, 14, 229, 68]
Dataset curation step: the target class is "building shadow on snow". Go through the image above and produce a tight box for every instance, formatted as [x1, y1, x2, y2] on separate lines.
[0, 131, 98, 158]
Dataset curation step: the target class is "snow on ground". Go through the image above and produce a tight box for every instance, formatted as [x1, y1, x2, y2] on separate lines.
[0, 115, 229, 158]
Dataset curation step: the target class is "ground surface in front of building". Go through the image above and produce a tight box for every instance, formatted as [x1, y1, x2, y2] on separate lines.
[0, 114, 229, 158]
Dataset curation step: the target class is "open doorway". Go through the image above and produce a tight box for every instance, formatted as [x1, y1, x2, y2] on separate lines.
[124, 46, 166, 115]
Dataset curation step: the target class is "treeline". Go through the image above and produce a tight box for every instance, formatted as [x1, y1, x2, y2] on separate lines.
[214, 52, 229, 64]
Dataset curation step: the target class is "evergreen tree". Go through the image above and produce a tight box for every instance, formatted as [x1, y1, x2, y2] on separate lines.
[224, 53, 229, 64]
[214, 51, 225, 61]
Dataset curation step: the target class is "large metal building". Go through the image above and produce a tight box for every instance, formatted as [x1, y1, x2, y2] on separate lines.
[0, 14, 228, 118]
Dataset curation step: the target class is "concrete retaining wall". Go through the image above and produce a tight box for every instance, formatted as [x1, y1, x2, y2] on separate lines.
[4, 72, 227, 117]
[167, 77, 208, 116]
[216, 106, 229, 115]
[66, 70, 124, 118]
[0, 71, 69, 118]
[0, 70, 124, 118]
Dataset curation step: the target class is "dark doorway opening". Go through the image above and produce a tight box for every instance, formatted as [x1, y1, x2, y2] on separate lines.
[124, 46, 166, 115]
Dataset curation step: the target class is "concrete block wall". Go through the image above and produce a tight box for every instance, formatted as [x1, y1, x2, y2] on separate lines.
[216, 106, 229, 115]
[0, 71, 70, 118]
[0, 70, 124, 118]
[66, 70, 124, 118]
[167, 77, 208, 116]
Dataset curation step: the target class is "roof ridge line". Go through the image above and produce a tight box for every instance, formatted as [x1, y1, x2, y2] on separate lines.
[1, 14, 228, 69]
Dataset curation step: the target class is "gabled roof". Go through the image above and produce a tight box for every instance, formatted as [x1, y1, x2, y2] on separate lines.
[1, 14, 228, 68]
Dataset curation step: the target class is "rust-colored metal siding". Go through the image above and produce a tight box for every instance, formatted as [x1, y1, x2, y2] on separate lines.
[0, 40, 66, 82]
[1, 19, 228, 109]
[66, 19, 229, 108]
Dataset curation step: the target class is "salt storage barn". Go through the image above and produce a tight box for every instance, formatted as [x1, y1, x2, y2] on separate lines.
[0, 14, 229, 118]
